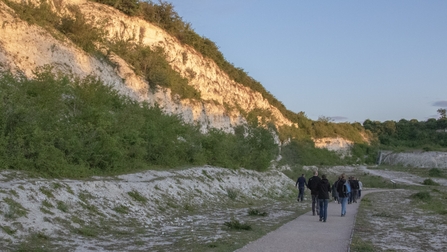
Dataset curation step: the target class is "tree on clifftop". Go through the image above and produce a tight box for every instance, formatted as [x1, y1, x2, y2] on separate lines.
[438, 108, 446, 119]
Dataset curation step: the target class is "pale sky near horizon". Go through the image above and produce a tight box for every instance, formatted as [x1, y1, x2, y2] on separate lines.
[165, 0, 447, 123]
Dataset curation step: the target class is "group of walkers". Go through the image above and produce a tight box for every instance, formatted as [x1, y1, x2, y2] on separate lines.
[295, 171, 363, 222]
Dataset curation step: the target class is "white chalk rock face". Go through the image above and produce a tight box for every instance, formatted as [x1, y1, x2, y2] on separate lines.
[0, 0, 294, 134]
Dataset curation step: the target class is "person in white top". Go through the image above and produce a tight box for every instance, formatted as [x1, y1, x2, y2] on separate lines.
[358, 179, 363, 199]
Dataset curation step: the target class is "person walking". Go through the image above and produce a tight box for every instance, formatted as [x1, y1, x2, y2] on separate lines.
[317, 174, 331, 222]
[358, 179, 363, 199]
[337, 174, 348, 217]
[351, 177, 359, 203]
[332, 176, 340, 204]
[307, 170, 321, 216]
[346, 177, 353, 204]
[295, 174, 307, 202]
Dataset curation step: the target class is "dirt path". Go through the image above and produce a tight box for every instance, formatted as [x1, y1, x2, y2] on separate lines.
[235, 189, 382, 252]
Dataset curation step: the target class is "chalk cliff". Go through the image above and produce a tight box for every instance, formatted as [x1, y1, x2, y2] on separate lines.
[0, 0, 295, 134]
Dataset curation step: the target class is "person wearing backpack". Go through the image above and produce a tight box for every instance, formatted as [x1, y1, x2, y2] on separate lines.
[307, 170, 321, 216]
[337, 174, 349, 217]
[317, 174, 331, 222]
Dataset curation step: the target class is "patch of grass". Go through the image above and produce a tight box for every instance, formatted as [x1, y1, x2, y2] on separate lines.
[166, 200, 178, 209]
[3, 197, 28, 219]
[9, 190, 19, 198]
[248, 208, 268, 216]
[39, 187, 54, 199]
[52, 182, 63, 189]
[351, 237, 376, 252]
[113, 204, 129, 214]
[66, 186, 74, 195]
[42, 200, 53, 208]
[422, 179, 439, 186]
[372, 211, 392, 218]
[18, 185, 25, 190]
[71, 216, 85, 225]
[78, 191, 94, 202]
[40, 207, 55, 215]
[56, 201, 69, 213]
[183, 203, 194, 212]
[226, 188, 238, 200]
[1, 225, 17, 235]
[76, 226, 98, 237]
[224, 219, 252, 231]
[202, 170, 213, 180]
[127, 190, 147, 204]
[79, 202, 103, 216]
[428, 168, 443, 177]
[411, 191, 431, 201]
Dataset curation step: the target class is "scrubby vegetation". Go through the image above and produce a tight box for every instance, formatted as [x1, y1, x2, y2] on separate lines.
[364, 118, 447, 150]
[0, 69, 277, 178]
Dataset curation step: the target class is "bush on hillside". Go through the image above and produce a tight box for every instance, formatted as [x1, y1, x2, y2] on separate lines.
[0, 69, 277, 178]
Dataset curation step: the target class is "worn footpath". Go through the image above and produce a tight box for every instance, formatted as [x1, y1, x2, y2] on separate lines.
[235, 190, 380, 252]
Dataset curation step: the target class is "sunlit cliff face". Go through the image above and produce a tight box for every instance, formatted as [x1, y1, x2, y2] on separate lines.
[0, 0, 294, 135]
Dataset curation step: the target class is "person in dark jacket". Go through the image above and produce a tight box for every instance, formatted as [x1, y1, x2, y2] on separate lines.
[307, 170, 321, 216]
[295, 174, 307, 202]
[317, 174, 331, 222]
[350, 177, 359, 203]
[332, 176, 340, 203]
[337, 174, 348, 216]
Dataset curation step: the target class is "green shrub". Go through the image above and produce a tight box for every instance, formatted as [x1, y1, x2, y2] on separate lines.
[56, 201, 68, 212]
[58, 5, 105, 53]
[224, 219, 251, 230]
[248, 208, 268, 216]
[428, 168, 443, 177]
[422, 179, 439, 186]
[113, 204, 129, 214]
[411, 191, 431, 201]
[92, 0, 140, 16]
[2, 69, 260, 177]
[127, 190, 147, 203]
[226, 188, 238, 200]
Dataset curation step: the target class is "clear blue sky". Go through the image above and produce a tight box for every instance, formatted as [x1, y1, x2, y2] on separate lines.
[165, 0, 447, 123]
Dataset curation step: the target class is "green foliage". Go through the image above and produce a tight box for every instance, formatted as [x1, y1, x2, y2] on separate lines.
[1, 225, 17, 235]
[56, 201, 69, 212]
[280, 139, 345, 166]
[39, 187, 54, 199]
[226, 188, 238, 200]
[364, 118, 447, 149]
[113, 204, 129, 214]
[410, 191, 431, 201]
[3, 198, 28, 219]
[422, 179, 439, 186]
[107, 41, 201, 100]
[127, 190, 148, 203]
[428, 168, 443, 177]
[76, 226, 98, 237]
[0, 69, 278, 177]
[3, 0, 59, 28]
[349, 143, 379, 164]
[224, 219, 252, 230]
[248, 209, 268, 216]
[58, 5, 105, 53]
[93, 0, 140, 15]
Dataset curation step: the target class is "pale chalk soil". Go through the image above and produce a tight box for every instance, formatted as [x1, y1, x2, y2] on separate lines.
[0, 166, 308, 251]
[353, 189, 447, 252]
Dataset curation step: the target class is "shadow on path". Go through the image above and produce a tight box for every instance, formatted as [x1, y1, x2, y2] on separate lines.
[235, 189, 384, 252]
